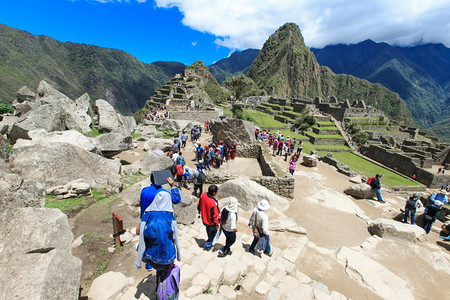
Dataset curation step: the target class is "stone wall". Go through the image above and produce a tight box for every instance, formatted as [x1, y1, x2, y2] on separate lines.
[367, 131, 410, 140]
[170, 110, 220, 123]
[320, 155, 356, 177]
[309, 136, 346, 145]
[252, 175, 294, 199]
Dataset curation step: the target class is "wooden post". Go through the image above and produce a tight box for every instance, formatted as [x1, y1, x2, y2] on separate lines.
[112, 212, 124, 248]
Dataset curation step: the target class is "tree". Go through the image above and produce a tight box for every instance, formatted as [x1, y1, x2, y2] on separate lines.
[223, 75, 257, 100]
[293, 108, 316, 131]
[353, 131, 368, 145]
[231, 104, 243, 119]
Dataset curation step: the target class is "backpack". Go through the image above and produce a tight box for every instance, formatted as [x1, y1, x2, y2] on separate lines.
[367, 176, 374, 185]
[142, 211, 176, 265]
[405, 198, 417, 210]
[197, 170, 206, 184]
[157, 264, 180, 300]
[175, 165, 184, 176]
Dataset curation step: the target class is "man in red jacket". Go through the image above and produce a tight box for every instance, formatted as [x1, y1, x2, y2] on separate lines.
[197, 185, 220, 251]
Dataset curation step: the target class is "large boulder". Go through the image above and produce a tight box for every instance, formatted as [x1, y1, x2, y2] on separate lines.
[368, 218, 426, 242]
[173, 191, 198, 225]
[122, 150, 173, 175]
[95, 99, 135, 134]
[344, 183, 377, 199]
[93, 132, 133, 158]
[0, 208, 82, 300]
[13, 129, 100, 154]
[0, 160, 44, 218]
[16, 86, 35, 102]
[10, 143, 122, 192]
[143, 137, 173, 152]
[134, 124, 157, 139]
[302, 155, 318, 167]
[11, 101, 33, 117]
[210, 118, 255, 145]
[216, 175, 290, 211]
[8, 104, 67, 144]
[0, 134, 11, 162]
[159, 119, 199, 133]
[336, 247, 414, 300]
[64, 93, 92, 133]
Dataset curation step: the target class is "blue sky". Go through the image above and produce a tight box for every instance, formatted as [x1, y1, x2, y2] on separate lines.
[1, 0, 449, 66]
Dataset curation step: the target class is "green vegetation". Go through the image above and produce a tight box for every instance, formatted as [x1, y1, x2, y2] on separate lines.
[316, 121, 335, 126]
[223, 74, 264, 99]
[45, 188, 110, 212]
[331, 152, 423, 187]
[84, 127, 101, 137]
[293, 108, 316, 131]
[205, 80, 228, 104]
[353, 131, 368, 145]
[131, 130, 141, 139]
[306, 132, 344, 139]
[242, 109, 286, 128]
[0, 103, 13, 114]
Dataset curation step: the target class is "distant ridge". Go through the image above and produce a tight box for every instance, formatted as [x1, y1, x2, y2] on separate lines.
[247, 23, 414, 125]
[0, 24, 186, 114]
[209, 49, 259, 84]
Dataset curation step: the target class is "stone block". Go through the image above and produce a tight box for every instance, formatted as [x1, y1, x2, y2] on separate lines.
[192, 273, 211, 291]
[241, 272, 260, 293]
[185, 285, 203, 298]
[218, 285, 236, 299]
[255, 281, 271, 295]
[222, 262, 242, 286]
[205, 262, 224, 283]
[295, 270, 313, 284]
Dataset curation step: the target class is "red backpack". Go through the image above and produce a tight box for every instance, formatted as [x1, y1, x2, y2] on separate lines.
[367, 176, 374, 185]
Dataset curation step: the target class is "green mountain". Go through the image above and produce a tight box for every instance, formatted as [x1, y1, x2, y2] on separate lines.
[247, 23, 414, 125]
[209, 49, 259, 84]
[311, 40, 450, 141]
[0, 24, 186, 114]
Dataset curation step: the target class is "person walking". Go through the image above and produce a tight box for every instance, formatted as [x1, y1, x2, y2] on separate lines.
[197, 185, 220, 251]
[217, 197, 240, 257]
[370, 174, 384, 203]
[192, 164, 205, 197]
[248, 200, 272, 256]
[181, 131, 188, 148]
[289, 155, 298, 175]
[423, 200, 443, 234]
[430, 190, 448, 204]
[402, 193, 423, 225]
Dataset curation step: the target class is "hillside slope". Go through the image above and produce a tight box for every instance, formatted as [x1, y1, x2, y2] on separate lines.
[209, 49, 259, 84]
[0, 24, 186, 114]
[247, 23, 414, 125]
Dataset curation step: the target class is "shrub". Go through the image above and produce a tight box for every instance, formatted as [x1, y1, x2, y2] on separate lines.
[0, 104, 14, 114]
[353, 131, 368, 145]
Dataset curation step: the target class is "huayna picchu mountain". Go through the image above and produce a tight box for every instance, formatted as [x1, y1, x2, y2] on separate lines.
[0, 24, 186, 115]
[247, 23, 414, 126]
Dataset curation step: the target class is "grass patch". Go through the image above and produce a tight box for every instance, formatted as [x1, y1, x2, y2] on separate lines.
[278, 129, 309, 141]
[122, 173, 146, 190]
[316, 121, 335, 126]
[306, 132, 344, 139]
[131, 131, 142, 139]
[243, 109, 287, 128]
[45, 195, 91, 211]
[83, 127, 101, 137]
[331, 152, 423, 187]
[312, 126, 338, 130]
[315, 145, 351, 151]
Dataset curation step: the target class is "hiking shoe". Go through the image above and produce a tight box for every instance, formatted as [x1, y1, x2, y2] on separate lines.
[411, 222, 416, 225]
[217, 250, 226, 257]
[225, 250, 232, 256]
[145, 263, 153, 271]
[264, 250, 273, 257]
[204, 245, 213, 251]
[378, 200, 385, 203]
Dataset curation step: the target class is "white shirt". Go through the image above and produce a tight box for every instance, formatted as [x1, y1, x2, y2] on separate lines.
[220, 207, 236, 232]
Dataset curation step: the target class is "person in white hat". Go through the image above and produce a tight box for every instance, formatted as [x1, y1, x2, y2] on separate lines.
[430, 190, 448, 204]
[247, 200, 272, 256]
[423, 200, 443, 234]
[217, 197, 241, 257]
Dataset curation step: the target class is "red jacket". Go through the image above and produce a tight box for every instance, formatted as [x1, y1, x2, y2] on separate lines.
[197, 192, 219, 226]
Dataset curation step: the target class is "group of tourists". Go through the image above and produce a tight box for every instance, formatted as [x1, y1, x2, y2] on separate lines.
[194, 141, 237, 170]
[145, 107, 169, 121]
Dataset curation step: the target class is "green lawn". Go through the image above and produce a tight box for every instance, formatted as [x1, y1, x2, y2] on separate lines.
[306, 132, 344, 139]
[314, 145, 351, 151]
[316, 121, 335, 126]
[312, 126, 338, 130]
[331, 152, 423, 187]
[278, 129, 309, 140]
[243, 109, 286, 128]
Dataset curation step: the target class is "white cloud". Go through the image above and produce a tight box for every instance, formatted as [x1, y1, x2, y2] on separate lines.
[192, 41, 197, 46]
[154, 0, 450, 49]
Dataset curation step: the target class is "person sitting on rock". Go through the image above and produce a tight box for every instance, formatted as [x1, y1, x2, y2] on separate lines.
[197, 185, 220, 251]
[423, 200, 443, 234]
[248, 200, 273, 257]
[430, 190, 448, 205]
[402, 193, 423, 225]
[217, 197, 240, 257]
[370, 174, 384, 203]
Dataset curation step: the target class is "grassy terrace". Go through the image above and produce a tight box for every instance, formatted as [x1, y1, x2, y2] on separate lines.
[331, 152, 423, 187]
[306, 132, 345, 139]
[243, 109, 286, 127]
[315, 145, 351, 151]
[316, 121, 335, 126]
[312, 126, 338, 130]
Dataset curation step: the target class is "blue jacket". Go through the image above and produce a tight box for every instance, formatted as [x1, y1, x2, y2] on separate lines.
[370, 177, 381, 189]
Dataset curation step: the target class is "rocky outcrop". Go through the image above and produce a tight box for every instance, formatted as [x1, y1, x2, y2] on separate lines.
[0, 134, 11, 162]
[143, 137, 173, 152]
[13, 129, 100, 154]
[216, 175, 290, 211]
[158, 119, 198, 133]
[95, 99, 136, 134]
[0, 160, 44, 218]
[0, 208, 82, 300]
[93, 132, 133, 158]
[303, 154, 318, 167]
[174, 191, 198, 225]
[368, 218, 426, 242]
[344, 183, 377, 199]
[336, 247, 414, 300]
[122, 150, 173, 175]
[46, 179, 91, 199]
[10, 143, 122, 192]
[210, 118, 255, 145]
[16, 86, 35, 102]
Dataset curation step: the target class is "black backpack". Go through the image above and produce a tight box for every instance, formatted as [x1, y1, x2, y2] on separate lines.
[405, 197, 417, 210]
[197, 170, 205, 184]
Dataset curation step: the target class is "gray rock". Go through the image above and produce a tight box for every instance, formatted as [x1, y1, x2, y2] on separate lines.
[93, 132, 133, 158]
[349, 175, 363, 184]
[271, 217, 307, 235]
[35, 80, 72, 106]
[143, 137, 173, 152]
[8, 104, 67, 144]
[368, 218, 426, 242]
[12, 100, 33, 116]
[95, 99, 134, 134]
[343, 183, 376, 199]
[118, 177, 151, 207]
[13, 129, 100, 154]
[122, 150, 173, 175]
[16, 86, 35, 102]
[10, 143, 122, 192]
[173, 191, 198, 225]
[217, 175, 290, 211]
[0, 160, 45, 218]
[159, 119, 199, 133]
[210, 118, 255, 145]
[0, 208, 82, 300]
[302, 155, 318, 167]
[64, 93, 92, 133]
[0, 123, 8, 135]
[0, 134, 11, 162]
